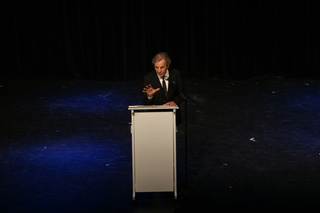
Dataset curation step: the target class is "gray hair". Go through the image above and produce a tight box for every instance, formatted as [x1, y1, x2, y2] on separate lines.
[152, 52, 171, 67]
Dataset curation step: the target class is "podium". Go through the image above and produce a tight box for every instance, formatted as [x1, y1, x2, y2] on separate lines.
[128, 105, 178, 200]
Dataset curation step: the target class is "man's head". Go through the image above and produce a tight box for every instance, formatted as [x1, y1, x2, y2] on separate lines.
[152, 52, 171, 77]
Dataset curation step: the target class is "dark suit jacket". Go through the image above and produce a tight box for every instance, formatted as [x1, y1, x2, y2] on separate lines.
[142, 68, 186, 124]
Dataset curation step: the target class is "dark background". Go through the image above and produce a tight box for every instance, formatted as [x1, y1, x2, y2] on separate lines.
[2, 0, 320, 81]
[2, 1, 320, 212]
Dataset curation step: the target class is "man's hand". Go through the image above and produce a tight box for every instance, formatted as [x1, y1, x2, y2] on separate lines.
[142, 84, 160, 97]
[163, 101, 177, 106]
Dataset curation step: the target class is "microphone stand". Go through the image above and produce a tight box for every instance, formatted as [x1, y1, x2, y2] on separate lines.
[170, 78, 201, 199]
[175, 88, 201, 212]
[182, 91, 200, 195]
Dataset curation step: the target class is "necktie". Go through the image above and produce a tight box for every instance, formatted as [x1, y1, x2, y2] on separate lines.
[162, 76, 168, 98]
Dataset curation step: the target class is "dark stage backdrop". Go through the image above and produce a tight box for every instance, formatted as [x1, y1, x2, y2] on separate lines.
[2, 0, 320, 81]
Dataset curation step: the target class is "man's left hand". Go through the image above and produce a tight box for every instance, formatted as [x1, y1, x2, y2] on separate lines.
[163, 101, 177, 106]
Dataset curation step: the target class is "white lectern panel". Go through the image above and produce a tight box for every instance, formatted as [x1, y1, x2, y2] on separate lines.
[134, 111, 174, 192]
[129, 105, 178, 200]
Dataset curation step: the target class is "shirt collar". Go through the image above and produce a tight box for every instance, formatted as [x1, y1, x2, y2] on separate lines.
[157, 69, 169, 80]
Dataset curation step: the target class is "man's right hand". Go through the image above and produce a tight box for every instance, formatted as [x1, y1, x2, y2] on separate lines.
[142, 84, 160, 98]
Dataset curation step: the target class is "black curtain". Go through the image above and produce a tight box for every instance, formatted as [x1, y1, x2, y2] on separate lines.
[2, 0, 320, 81]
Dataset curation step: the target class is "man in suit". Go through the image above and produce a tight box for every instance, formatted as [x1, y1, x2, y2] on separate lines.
[142, 52, 186, 124]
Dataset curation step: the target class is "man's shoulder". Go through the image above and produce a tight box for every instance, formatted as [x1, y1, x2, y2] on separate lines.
[169, 68, 181, 78]
[169, 68, 180, 74]
[143, 71, 158, 83]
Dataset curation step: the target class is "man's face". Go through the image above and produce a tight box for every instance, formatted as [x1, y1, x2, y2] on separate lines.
[154, 59, 168, 77]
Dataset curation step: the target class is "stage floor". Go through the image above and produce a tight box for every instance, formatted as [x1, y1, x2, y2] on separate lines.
[1, 76, 320, 212]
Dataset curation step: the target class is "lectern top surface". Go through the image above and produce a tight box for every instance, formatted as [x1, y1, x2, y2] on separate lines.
[128, 105, 179, 110]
